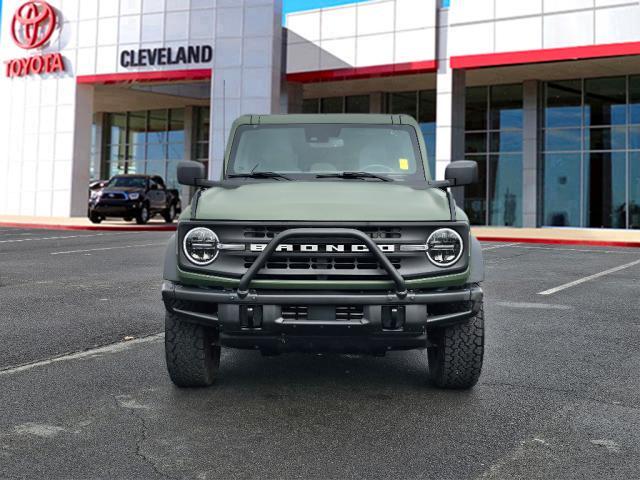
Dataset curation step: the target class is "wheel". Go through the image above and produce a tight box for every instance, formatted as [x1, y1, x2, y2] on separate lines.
[163, 203, 176, 223]
[123, 217, 133, 222]
[89, 213, 102, 224]
[165, 310, 220, 388]
[135, 204, 150, 225]
[427, 299, 484, 389]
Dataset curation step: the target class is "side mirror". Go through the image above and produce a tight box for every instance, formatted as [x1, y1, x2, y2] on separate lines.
[177, 161, 206, 187]
[445, 160, 478, 187]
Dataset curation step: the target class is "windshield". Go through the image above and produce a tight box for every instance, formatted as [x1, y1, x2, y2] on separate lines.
[108, 177, 147, 188]
[227, 124, 427, 183]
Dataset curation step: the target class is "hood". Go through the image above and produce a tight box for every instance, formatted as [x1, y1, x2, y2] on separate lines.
[195, 181, 457, 222]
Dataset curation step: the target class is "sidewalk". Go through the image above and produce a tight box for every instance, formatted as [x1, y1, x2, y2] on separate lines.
[1, 215, 639, 247]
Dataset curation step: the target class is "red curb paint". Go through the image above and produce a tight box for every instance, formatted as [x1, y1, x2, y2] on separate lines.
[475, 236, 640, 249]
[0, 222, 177, 232]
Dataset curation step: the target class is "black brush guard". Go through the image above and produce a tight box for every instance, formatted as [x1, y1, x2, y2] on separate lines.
[236, 228, 408, 299]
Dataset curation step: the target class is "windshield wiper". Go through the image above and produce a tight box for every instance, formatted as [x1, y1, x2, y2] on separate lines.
[228, 171, 292, 181]
[316, 171, 392, 182]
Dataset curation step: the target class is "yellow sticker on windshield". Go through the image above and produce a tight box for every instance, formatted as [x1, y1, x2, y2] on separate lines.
[399, 158, 409, 170]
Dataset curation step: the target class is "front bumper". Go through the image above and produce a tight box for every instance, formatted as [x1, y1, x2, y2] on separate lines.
[90, 203, 139, 217]
[162, 281, 483, 353]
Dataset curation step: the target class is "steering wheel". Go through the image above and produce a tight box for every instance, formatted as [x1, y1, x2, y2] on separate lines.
[360, 164, 395, 173]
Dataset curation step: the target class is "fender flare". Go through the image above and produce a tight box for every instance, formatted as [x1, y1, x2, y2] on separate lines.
[468, 235, 485, 283]
[163, 234, 180, 282]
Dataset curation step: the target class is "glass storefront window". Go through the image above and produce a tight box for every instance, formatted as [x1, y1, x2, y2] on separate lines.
[109, 113, 126, 146]
[584, 77, 627, 127]
[543, 153, 581, 227]
[345, 95, 369, 113]
[464, 155, 487, 225]
[464, 84, 523, 226]
[630, 153, 640, 229]
[490, 131, 522, 153]
[465, 132, 486, 154]
[128, 111, 147, 145]
[545, 80, 582, 128]
[387, 90, 437, 176]
[585, 152, 626, 228]
[545, 128, 581, 152]
[465, 87, 488, 131]
[390, 91, 418, 118]
[628, 76, 640, 125]
[101, 108, 187, 189]
[320, 97, 343, 113]
[585, 127, 626, 151]
[303, 95, 371, 114]
[169, 109, 185, 144]
[418, 90, 437, 176]
[148, 110, 167, 143]
[490, 84, 523, 130]
[543, 76, 639, 229]
[302, 99, 319, 113]
[489, 154, 522, 227]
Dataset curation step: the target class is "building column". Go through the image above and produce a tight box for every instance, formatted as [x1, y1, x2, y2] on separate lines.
[209, 0, 284, 180]
[522, 80, 539, 228]
[70, 84, 94, 217]
[435, 8, 465, 183]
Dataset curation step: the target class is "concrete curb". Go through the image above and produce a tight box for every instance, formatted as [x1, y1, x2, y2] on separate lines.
[474, 236, 640, 249]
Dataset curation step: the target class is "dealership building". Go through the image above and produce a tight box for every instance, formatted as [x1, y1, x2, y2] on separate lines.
[1, 0, 640, 230]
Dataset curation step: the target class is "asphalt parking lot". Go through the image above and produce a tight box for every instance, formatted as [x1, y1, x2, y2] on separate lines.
[0, 227, 639, 479]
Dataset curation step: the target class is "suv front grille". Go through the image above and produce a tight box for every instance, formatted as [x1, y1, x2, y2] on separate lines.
[243, 256, 402, 271]
[102, 192, 128, 200]
[243, 226, 403, 240]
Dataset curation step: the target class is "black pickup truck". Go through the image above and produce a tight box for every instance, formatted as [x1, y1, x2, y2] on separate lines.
[88, 174, 181, 224]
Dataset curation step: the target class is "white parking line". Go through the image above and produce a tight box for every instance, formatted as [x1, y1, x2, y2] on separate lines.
[496, 301, 572, 310]
[50, 242, 166, 255]
[0, 231, 154, 244]
[0, 233, 109, 244]
[0, 334, 163, 377]
[538, 259, 640, 296]
[511, 245, 637, 255]
[482, 243, 519, 251]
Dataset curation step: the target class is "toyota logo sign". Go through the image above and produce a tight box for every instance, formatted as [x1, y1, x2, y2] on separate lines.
[11, 1, 57, 50]
[4, 0, 66, 78]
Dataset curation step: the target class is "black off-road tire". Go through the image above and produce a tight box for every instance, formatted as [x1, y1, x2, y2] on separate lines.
[165, 310, 220, 388]
[89, 212, 102, 224]
[163, 203, 176, 223]
[427, 300, 484, 389]
[135, 204, 150, 225]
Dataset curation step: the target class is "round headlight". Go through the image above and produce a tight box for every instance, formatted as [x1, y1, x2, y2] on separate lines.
[183, 228, 219, 265]
[426, 228, 463, 267]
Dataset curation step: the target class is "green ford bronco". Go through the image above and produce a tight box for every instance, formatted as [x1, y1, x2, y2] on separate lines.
[162, 114, 485, 389]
